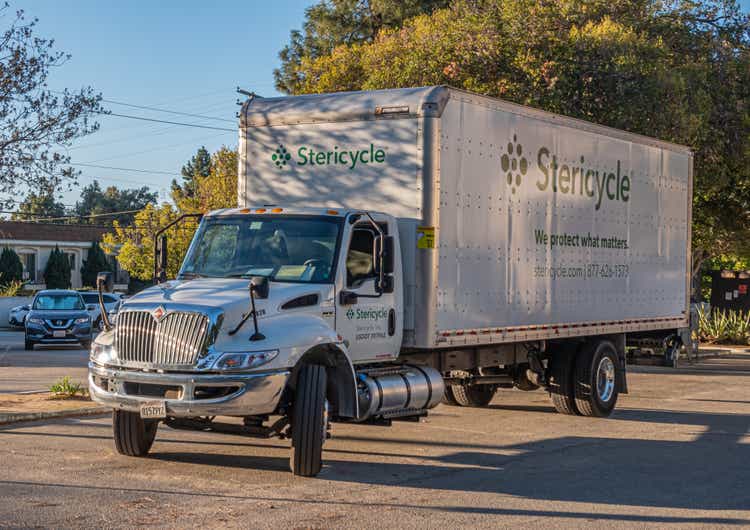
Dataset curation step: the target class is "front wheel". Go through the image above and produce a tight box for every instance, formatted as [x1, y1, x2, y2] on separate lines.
[574, 340, 620, 417]
[113, 410, 159, 456]
[24, 336, 34, 351]
[289, 364, 328, 477]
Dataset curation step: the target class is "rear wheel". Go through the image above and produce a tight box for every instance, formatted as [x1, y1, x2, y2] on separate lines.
[289, 364, 327, 477]
[113, 410, 159, 456]
[574, 340, 619, 417]
[451, 383, 496, 407]
[548, 347, 578, 415]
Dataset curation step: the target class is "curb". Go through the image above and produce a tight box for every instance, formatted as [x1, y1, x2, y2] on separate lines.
[0, 406, 110, 426]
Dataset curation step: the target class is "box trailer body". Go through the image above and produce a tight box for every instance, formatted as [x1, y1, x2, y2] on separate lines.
[239, 86, 692, 350]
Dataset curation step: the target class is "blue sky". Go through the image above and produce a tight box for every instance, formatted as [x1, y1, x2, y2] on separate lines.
[8, 0, 750, 209]
[11, 0, 313, 207]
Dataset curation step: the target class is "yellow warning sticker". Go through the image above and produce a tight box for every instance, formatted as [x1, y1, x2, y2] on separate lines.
[417, 226, 435, 249]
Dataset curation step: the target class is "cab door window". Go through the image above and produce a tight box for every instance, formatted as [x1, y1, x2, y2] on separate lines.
[346, 228, 376, 287]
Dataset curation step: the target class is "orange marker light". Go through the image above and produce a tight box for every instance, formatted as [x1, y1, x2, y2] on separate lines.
[239, 208, 250, 214]
[255, 208, 267, 213]
[271, 208, 283, 213]
[327, 209, 339, 215]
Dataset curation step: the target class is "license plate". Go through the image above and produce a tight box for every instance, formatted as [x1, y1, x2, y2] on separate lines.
[52, 330, 66, 338]
[140, 401, 167, 419]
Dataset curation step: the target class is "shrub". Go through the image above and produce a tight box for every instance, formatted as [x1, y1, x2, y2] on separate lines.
[0, 247, 23, 283]
[49, 376, 87, 398]
[697, 306, 750, 345]
[80, 241, 111, 288]
[44, 245, 71, 289]
[0, 280, 24, 297]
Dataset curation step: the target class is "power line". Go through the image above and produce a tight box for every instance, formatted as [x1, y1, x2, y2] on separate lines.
[70, 163, 180, 177]
[103, 112, 235, 132]
[102, 98, 235, 123]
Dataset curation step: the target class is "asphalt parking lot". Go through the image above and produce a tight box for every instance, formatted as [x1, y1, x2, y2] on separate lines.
[1, 354, 749, 528]
[0, 329, 89, 393]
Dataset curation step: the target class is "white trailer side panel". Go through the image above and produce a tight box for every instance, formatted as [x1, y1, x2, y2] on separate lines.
[435, 93, 691, 344]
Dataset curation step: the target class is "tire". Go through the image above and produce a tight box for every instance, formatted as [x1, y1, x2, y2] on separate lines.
[548, 347, 578, 415]
[81, 340, 92, 350]
[442, 385, 459, 406]
[451, 383, 496, 407]
[289, 364, 327, 477]
[24, 336, 34, 351]
[113, 410, 159, 457]
[574, 340, 620, 417]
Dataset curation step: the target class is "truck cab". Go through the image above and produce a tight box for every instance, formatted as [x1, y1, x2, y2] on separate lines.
[89, 207, 440, 476]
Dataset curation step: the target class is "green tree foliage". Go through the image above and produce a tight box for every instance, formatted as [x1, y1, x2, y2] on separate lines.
[74, 181, 157, 225]
[11, 188, 66, 221]
[274, 0, 449, 93]
[0, 7, 103, 205]
[44, 246, 71, 289]
[80, 241, 111, 288]
[0, 247, 23, 284]
[290, 0, 750, 286]
[172, 146, 212, 204]
[106, 146, 238, 281]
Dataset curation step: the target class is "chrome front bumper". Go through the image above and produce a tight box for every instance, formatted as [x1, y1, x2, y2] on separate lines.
[88, 362, 289, 417]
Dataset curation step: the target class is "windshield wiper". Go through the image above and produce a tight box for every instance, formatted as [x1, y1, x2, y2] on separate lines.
[178, 272, 207, 280]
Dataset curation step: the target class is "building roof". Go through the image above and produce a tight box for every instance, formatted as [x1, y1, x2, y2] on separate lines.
[0, 221, 110, 243]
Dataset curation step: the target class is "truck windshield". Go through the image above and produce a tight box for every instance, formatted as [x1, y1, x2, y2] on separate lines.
[180, 215, 342, 283]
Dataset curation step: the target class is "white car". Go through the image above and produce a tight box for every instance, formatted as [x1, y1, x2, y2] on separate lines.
[8, 304, 30, 327]
[80, 292, 123, 330]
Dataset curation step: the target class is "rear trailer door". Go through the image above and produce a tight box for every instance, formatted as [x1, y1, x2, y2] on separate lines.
[435, 93, 692, 345]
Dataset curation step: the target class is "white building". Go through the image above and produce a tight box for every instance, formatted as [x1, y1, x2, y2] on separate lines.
[0, 221, 128, 289]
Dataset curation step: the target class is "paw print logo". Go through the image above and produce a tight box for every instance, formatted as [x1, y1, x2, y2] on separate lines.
[501, 135, 528, 194]
[271, 145, 291, 168]
[346, 308, 355, 320]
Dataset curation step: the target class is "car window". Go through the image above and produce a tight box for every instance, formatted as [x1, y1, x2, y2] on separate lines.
[81, 293, 99, 304]
[33, 294, 85, 311]
[346, 228, 376, 287]
[103, 295, 117, 303]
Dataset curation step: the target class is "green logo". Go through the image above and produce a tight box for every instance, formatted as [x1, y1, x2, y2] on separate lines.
[503, 134, 631, 210]
[269, 144, 386, 171]
[346, 308, 355, 320]
[271, 145, 291, 169]
[500, 134, 528, 194]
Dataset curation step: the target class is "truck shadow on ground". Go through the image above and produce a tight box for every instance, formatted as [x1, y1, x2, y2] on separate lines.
[147, 407, 750, 519]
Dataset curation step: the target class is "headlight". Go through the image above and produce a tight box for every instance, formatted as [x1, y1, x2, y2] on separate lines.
[75, 317, 90, 324]
[90, 341, 117, 364]
[213, 350, 279, 371]
[28, 317, 44, 325]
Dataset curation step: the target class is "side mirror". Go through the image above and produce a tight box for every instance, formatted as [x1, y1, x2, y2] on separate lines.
[250, 276, 269, 299]
[374, 235, 395, 275]
[86, 304, 96, 311]
[156, 235, 168, 283]
[339, 290, 358, 305]
[96, 272, 114, 293]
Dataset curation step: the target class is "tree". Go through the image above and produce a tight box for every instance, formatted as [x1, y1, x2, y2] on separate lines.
[0, 6, 103, 205]
[80, 241, 111, 288]
[171, 146, 211, 204]
[105, 146, 238, 282]
[11, 188, 66, 221]
[288, 0, 750, 291]
[0, 246, 23, 283]
[73, 180, 157, 225]
[274, 0, 449, 94]
[44, 246, 71, 289]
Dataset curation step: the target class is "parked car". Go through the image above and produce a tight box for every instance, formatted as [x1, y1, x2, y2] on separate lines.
[25, 290, 92, 350]
[79, 292, 122, 330]
[8, 304, 30, 327]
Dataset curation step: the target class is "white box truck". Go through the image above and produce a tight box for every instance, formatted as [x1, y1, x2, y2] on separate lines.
[89, 86, 692, 476]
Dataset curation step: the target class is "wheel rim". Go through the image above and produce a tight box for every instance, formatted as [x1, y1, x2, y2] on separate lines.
[596, 356, 616, 403]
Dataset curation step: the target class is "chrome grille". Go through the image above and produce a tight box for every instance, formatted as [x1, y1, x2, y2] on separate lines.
[115, 310, 209, 367]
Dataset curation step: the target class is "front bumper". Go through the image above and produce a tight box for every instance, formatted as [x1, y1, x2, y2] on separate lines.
[26, 323, 91, 342]
[88, 363, 289, 417]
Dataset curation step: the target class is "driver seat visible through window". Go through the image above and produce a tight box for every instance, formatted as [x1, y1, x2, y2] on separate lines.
[346, 228, 375, 287]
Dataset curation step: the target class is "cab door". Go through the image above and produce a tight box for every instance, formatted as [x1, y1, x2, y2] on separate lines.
[335, 216, 402, 364]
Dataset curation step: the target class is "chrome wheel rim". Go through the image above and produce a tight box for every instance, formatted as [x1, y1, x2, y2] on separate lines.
[596, 357, 616, 403]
